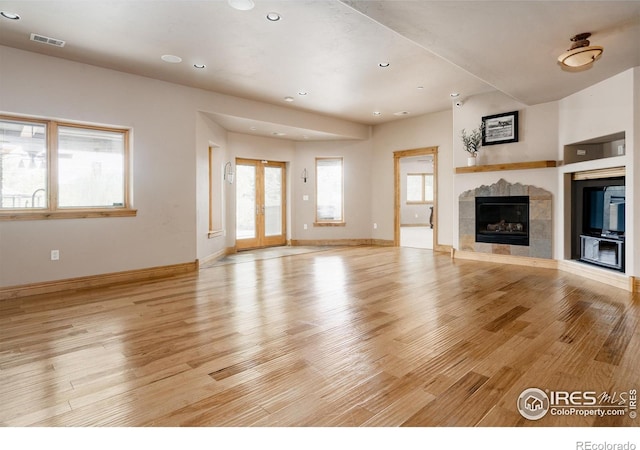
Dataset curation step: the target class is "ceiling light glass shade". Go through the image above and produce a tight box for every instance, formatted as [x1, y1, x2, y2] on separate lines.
[161, 54, 182, 63]
[228, 0, 254, 11]
[0, 11, 21, 20]
[558, 45, 603, 67]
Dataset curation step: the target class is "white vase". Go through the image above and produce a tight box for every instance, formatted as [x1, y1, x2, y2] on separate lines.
[467, 155, 477, 166]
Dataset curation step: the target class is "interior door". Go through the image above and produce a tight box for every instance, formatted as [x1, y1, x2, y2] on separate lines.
[235, 158, 286, 250]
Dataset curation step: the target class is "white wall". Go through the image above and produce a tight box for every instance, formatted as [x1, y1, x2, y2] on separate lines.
[0, 46, 367, 287]
[292, 139, 373, 241]
[1, 44, 637, 288]
[371, 110, 453, 246]
[196, 113, 229, 261]
[634, 68, 640, 278]
[453, 91, 560, 253]
[557, 68, 636, 276]
[0, 47, 198, 286]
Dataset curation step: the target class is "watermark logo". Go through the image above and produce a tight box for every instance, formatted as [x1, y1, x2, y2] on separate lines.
[517, 387, 637, 421]
[517, 387, 550, 420]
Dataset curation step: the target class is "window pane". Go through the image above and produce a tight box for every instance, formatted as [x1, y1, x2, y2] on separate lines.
[406, 174, 423, 202]
[316, 158, 343, 221]
[424, 174, 434, 202]
[236, 164, 256, 239]
[264, 166, 282, 236]
[0, 119, 48, 209]
[58, 126, 125, 208]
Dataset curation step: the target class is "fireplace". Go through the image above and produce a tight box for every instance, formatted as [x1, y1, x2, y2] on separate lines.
[475, 196, 529, 246]
[459, 179, 551, 258]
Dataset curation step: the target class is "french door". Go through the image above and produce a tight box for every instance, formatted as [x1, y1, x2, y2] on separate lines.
[235, 158, 286, 250]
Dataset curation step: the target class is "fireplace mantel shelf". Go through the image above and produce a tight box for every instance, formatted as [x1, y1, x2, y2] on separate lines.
[455, 160, 557, 174]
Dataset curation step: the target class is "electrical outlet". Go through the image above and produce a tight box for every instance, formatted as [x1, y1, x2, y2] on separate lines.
[617, 145, 624, 155]
[577, 149, 586, 156]
[303, 195, 309, 201]
[373, 223, 377, 229]
[51, 250, 60, 261]
[303, 224, 308, 230]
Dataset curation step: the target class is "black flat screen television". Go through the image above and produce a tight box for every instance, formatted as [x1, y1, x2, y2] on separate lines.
[584, 186, 625, 236]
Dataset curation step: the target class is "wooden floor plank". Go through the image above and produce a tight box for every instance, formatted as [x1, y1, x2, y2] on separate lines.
[0, 246, 638, 426]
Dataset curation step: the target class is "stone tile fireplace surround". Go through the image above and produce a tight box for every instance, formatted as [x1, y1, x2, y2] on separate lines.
[459, 178, 552, 259]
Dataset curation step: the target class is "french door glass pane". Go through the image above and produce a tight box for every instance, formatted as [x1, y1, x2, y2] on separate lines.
[236, 164, 256, 239]
[0, 119, 47, 209]
[58, 126, 125, 207]
[264, 166, 282, 237]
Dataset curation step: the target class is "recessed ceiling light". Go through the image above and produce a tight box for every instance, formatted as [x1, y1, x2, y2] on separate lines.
[372, 111, 382, 116]
[378, 62, 390, 68]
[417, 86, 424, 90]
[0, 11, 20, 20]
[266, 12, 281, 21]
[228, 0, 254, 11]
[193, 64, 206, 69]
[272, 132, 286, 136]
[250, 126, 257, 131]
[161, 54, 182, 64]
[284, 96, 294, 102]
[450, 92, 460, 98]
[298, 91, 308, 96]
[393, 111, 410, 116]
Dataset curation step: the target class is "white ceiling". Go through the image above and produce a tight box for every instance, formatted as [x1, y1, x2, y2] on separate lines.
[0, 1, 638, 141]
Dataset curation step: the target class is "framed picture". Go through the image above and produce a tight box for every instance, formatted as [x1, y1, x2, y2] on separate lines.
[482, 110, 519, 146]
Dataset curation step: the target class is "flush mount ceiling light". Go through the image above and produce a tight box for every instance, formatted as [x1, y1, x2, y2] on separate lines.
[0, 11, 20, 20]
[161, 54, 182, 63]
[228, 0, 254, 11]
[558, 33, 603, 68]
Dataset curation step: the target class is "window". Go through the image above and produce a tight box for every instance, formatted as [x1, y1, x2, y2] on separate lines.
[315, 157, 344, 225]
[208, 146, 223, 238]
[406, 173, 433, 204]
[0, 115, 134, 220]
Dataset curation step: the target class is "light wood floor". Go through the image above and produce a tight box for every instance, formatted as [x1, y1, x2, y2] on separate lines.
[1, 246, 638, 427]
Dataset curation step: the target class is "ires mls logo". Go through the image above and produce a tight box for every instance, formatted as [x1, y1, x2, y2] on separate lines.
[517, 387, 638, 420]
[517, 388, 550, 420]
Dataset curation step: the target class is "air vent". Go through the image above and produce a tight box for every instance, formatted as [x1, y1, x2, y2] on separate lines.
[30, 33, 65, 47]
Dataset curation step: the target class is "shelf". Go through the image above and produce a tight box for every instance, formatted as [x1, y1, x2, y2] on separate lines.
[456, 160, 557, 174]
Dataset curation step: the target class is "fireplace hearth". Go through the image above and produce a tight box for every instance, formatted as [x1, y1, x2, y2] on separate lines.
[476, 196, 529, 246]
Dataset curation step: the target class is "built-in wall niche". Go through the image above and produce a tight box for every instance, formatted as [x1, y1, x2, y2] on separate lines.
[563, 132, 625, 165]
[571, 170, 625, 272]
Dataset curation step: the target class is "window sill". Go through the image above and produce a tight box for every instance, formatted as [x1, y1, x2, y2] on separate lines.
[0, 208, 138, 221]
[406, 201, 434, 205]
[208, 230, 224, 239]
[314, 221, 346, 227]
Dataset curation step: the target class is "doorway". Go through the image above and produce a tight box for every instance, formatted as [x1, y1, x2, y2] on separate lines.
[394, 147, 438, 249]
[235, 158, 287, 251]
